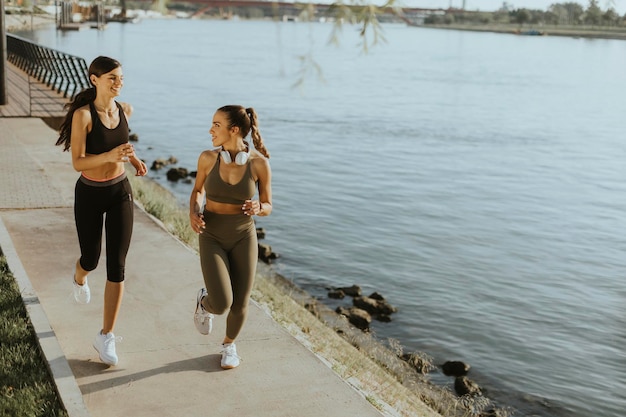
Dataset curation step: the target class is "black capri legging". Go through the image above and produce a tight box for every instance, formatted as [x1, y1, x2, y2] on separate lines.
[74, 174, 134, 282]
[199, 210, 258, 340]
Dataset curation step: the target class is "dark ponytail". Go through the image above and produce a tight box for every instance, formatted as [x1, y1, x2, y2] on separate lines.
[55, 87, 96, 151]
[246, 107, 270, 159]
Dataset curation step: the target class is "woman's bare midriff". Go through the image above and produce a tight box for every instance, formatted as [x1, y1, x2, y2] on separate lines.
[205, 199, 243, 215]
[82, 159, 125, 181]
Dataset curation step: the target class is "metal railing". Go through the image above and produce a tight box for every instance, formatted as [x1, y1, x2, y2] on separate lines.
[6, 34, 90, 98]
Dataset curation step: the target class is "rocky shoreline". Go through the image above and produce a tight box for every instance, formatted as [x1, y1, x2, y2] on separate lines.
[259, 264, 507, 417]
[144, 152, 510, 416]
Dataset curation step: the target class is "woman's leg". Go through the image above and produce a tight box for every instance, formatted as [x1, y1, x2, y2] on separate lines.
[198, 233, 233, 316]
[74, 259, 89, 285]
[101, 179, 134, 333]
[103, 281, 124, 334]
[197, 214, 256, 369]
[223, 226, 258, 342]
[74, 180, 104, 284]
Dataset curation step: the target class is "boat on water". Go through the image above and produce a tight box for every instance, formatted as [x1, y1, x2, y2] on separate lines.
[517, 29, 546, 36]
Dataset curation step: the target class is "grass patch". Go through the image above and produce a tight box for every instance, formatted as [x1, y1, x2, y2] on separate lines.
[0, 254, 68, 417]
[129, 176, 198, 251]
[127, 174, 510, 417]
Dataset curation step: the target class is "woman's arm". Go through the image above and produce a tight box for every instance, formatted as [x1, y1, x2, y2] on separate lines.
[189, 151, 213, 233]
[255, 157, 272, 217]
[118, 102, 146, 176]
[128, 152, 147, 176]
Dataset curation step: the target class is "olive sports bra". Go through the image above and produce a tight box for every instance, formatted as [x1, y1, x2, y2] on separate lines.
[204, 153, 255, 205]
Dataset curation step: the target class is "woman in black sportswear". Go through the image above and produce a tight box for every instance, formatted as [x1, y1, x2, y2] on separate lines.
[56, 56, 147, 366]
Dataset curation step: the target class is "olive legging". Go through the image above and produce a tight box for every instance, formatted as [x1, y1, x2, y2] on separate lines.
[198, 210, 258, 340]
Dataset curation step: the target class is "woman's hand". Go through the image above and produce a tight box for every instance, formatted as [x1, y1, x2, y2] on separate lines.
[242, 199, 261, 216]
[190, 212, 205, 234]
[109, 143, 135, 163]
[131, 158, 147, 176]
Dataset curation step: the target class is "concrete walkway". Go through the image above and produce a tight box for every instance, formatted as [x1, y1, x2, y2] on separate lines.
[0, 118, 385, 417]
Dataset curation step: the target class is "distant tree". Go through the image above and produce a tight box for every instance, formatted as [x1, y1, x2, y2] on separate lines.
[511, 8, 531, 26]
[561, 2, 585, 24]
[602, 7, 619, 25]
[481, 13, 493, 24]
[544, 10, 559, 24]
[453, 12, 468, 23]
[424, 14, 442, 24]
[528, 9, 546, 24]
[584, 0, 602, 25]
[492, 9, 510, 23]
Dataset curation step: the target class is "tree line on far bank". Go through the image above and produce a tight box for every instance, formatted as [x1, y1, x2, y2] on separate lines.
[426, 1, 626, 28]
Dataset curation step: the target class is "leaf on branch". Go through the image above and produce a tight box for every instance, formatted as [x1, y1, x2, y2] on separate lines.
[292, 53, 325, 91]
[327, 0, 394, 53]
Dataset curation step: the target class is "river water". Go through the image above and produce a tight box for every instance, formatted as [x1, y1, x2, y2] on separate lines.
[18, 18, 626, 417]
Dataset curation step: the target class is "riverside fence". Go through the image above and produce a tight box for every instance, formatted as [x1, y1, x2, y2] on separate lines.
[6, 34, 90, 99]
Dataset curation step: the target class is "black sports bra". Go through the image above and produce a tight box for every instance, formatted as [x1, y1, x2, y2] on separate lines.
[85, 102, 129, 155]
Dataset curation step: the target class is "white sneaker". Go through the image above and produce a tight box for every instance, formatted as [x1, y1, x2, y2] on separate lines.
[93, 331, 120, 366]
[221, 343, 240, 369]
[194, 288, 213, 335]
[72, 277, 90, 304]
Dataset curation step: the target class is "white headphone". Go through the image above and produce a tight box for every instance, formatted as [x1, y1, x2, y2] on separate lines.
[220, 144, 250, 165]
